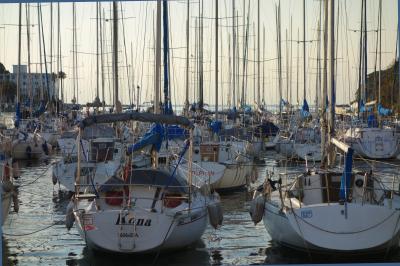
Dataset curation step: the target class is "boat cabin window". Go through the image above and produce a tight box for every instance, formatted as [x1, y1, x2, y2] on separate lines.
[90, 141, 115, 162]
[200, 144, 219, 162]
[158, 156, 167, 165]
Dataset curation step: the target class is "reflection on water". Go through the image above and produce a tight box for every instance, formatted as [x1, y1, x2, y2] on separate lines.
[2, 150, 400, 265]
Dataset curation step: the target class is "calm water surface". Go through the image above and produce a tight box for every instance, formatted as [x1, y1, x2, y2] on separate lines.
[3, 149, 400, 265]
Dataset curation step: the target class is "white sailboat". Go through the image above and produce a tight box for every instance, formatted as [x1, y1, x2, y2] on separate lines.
[250, 0, 400, 254]
[67, 112, 222, 254]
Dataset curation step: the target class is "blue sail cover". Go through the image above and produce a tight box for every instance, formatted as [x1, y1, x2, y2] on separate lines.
[127, 123, 164, 154]
[378, 103, 392, 116]
[14, 102, 21, 128]
[300, 99, 311, 118]
[339, 148, 354, 200]
[210, 120, 222, 134]
[367, 114, 378, 128]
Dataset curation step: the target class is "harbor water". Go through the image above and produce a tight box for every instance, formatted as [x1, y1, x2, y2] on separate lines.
[3, 150, 400, 265]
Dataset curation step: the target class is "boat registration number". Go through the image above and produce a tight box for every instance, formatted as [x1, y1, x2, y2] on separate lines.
[300, 210, 313, 219]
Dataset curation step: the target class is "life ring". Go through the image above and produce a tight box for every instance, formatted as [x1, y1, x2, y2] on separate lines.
[25, 146, 32, 159]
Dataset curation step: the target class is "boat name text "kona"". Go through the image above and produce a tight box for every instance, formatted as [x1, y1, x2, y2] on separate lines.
[116, 213, 152, 226]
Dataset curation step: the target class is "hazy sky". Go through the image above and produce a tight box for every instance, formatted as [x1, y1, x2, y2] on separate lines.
[0, 0, 398, 107]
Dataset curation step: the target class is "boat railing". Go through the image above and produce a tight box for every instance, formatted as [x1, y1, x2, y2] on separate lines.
[75, 182, 194, 210]
[281, 174, 400, 207]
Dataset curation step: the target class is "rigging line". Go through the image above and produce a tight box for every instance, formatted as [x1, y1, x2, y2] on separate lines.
[120, 2, 132, 106]
[139, 2, 149, 97]
[39, 4, 51, 101]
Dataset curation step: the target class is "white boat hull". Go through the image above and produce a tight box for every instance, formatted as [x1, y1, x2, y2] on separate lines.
[264, 202, 400, 253]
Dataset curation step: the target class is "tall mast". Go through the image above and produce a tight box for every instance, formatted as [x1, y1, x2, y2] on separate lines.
[321, 0, 328, 162]
[120, 2, 131, 108]
[296, 28, 299, 105]
[253, 23, 256, 104]
[50, 3, 53, 75]
[184, 0, 190, 114]
[378, 0, 382, 106]
[154, 0, 161, 114]
[215, 0, 219, 119]
[96, 2, 100, 101]
[257, 0, 260, 105]
[199, 0, 204, 110]
[74, 3, 78, 103]
[286, 29, 289, 102]
[276, 2, 282, 114]
[26, 3, 32, 117]
[262, 25, 265, 104]
[241, 0, 246, 107]
[329, 0, 335, 139]
[363, 0, 367, 102]
[232, 0, 236, 107]
[38, 3, 44, 101]
[113, 1, 119, 112]
[162, 0, 170, 114]
[303, 0, 307, 101]
[58, 3, 63, 105]
[398, 0, 400, 104]
[100, 3, 105, 109]
[72, 3, 76, 103]
[17, 3, 22, 107]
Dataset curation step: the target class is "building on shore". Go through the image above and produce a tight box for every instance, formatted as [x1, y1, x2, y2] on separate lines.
[0, 65, 59, 106]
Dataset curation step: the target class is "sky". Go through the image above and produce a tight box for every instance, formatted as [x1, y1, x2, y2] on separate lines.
[0, 0, 398, 107]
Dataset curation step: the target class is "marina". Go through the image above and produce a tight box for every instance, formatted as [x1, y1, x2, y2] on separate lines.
[1, 0, 400, 265]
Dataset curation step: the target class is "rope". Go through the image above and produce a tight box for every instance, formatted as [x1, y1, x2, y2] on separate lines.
[4, 219, 63, 237]
[19, 163, 52, 187]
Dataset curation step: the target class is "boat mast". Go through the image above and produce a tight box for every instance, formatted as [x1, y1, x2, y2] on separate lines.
[296, 28, 299, 105]
[378, 0, 382, 110]
[57, 2, 63, 107]
[276, 2, 282, 115]
[17, 3, 22, 115]
[328, 0, 335, 166]
[155, 0, 161, 114]
[113, 1, 119, 112]
[184, 0, 190, 114]
[321, 0, 328, 163]
[262, 25, 265, 105]
[96, 2, 100, 103]
[38, 3, 44, 102]
[232, 0, 236, 107]
[26, 4, 33, 117]
[99, 3, 105, 109]
[72, 3, 76, 103]
[257, 0, 260, 106]
[398, 0, 400, 105]
[215, 0, 219, 120]
[50, 3, 53, 77]
[303, 0, 307, 102]
[199, 0, 204, 110]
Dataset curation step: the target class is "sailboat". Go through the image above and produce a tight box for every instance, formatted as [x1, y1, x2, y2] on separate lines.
[250, 0, 400, 254]
[341, 0, 399, 160]
[67, 112, 221, 253]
